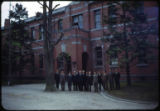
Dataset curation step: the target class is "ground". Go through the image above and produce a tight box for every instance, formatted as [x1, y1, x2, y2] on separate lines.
[1, 84, 158, 110]
[107, 81, 159, 102]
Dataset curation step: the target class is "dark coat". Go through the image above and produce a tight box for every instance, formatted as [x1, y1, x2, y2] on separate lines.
[67, 74, 72, 85]
[72, 75, 76, 85]
[82, 74, 87, 85]
[87, 75, 93, 85]
[55, 72, 60, 82]
[76, 73, 79, 84]
[98, 74, 102, 84]
[78, 73, 83, 84]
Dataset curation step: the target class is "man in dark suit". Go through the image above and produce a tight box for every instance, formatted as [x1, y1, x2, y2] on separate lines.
[108, 68, 114, 90]
[102, 71, 107, 90]
[67, 72, 72, 91]
[78, 70, 83, 91]
[75, 70, 79, 91]
[88, 71, 93, 92]
[55, 70, 60, 90]
[98, 71, 102, 91]
[72, 71, 76, 91]
[86, 71, 89, 91]
[115, 68, 121, 89]
[82, 70, 86, 91]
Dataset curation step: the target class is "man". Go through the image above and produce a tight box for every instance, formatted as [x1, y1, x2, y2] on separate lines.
[115, 68, 121, 89]
[55, 70, 60, 90]
[112, 68, 116, 89]
[102, 71, 107, 90]
[72, 71, 76, 91]
[93, 71, 98, 92]
[67, 72, 72, 91]
[82, 70, 86, 91]
[86, 71, 89, 91]
[88, 71, 93, 92]
[60, 70, 65, 91]
[98, 71, 102, 91]
[78, 70, 83, 91]
[75, 70, 79, 91]
[108, 68, 114, 90]
[106, 72, 109, 90]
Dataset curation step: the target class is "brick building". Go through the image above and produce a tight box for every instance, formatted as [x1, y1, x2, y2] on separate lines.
[2, 1, 159, 81]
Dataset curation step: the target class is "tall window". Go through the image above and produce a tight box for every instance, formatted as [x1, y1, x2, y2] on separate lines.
[94, 10, 101, 28]
[31, 27, 35, 39]
[39, 54, 43, 68]
[72, 14, 83, 29]
[109, 45, 118, 65]
[95, 47, 103, 66]
[58, 19, 63, 32]
[138, 48, 147, 64]
[39, 25, 44, 40]
[61, 44, 66, 52]
[110, 53, 118, 65]
[136, 1, 144, 14]
[108, 5, 117, 18]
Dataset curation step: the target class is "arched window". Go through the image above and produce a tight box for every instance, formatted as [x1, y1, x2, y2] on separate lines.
[95, 47, 103, 66]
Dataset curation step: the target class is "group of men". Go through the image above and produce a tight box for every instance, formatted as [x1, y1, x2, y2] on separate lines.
[54, 68, 121, 92]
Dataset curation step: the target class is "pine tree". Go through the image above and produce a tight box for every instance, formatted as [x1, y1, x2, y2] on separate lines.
[102, 1, 158, 86]
[2, 3, 34, 84]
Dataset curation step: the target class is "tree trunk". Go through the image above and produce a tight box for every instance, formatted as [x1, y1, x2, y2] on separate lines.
[122, 3, 131, 86]
[43, 1, 56, 91]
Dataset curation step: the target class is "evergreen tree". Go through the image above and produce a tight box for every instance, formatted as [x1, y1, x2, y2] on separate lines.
[2, 3, 34, 84]
[102, 1, 158, 86]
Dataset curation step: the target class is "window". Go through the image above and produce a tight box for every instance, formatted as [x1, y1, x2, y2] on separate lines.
[110, 55, 118, 65]
[31, 27, 35, 40]
[108, 5, 117, 18]
[138, 48, 147, 64]
[136, 2, 144, 15]
[72, 14, 83, 28]
[95, 47, 103, 66]
[39, 54, 43, 68]
[94, 10, 101, 28]
[61, 44, 66, 52]
[110, 50, 118, 65]
[39, 25, 44, 40]
[58, 19, 63, 32]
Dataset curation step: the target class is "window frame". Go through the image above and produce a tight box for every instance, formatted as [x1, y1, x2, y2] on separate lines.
[72, 14, 83, 29]
[58, 19, 63, 32]
[94, 9, 101, 28]
[95, 47, 103, 66]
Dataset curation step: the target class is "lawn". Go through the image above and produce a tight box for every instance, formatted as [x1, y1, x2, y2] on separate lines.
[107, 80, 159, 102]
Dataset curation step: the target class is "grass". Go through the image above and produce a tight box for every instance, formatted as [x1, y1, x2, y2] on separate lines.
[107, 80, 159, 102]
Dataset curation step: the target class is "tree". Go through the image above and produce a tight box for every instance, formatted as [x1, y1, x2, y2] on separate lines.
[38, 1, 64, 91]
[2, 3, 34, 84]
[102, 1, 158, 86]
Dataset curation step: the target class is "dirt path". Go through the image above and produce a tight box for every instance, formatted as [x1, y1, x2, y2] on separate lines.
[1, 84, 158, 110]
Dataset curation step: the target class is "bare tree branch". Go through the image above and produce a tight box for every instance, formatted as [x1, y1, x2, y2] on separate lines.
[52, 4, 60, 11]
[37, 1, 50, 9]
[54, 32, 64, 45]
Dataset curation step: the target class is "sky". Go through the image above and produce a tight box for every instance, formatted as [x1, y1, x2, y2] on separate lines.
[1, 1, 72, 27]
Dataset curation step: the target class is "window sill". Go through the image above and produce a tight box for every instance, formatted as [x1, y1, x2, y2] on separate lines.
[94, 65, 103, 68]
[91, 27, 102, 32]
[109, 64, 119, 68]
[34, 39, 44, 42]
[136, 63, 148, 67]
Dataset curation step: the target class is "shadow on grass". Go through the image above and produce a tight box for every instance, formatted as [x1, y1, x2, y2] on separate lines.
[107, 80, 159, 102]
